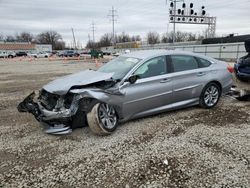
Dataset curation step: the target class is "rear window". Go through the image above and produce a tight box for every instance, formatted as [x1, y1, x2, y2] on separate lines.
[196, 57, 212, 68]
[171, 55, 199, 72]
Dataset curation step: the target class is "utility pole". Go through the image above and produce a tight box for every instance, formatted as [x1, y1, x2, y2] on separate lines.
[71, 28, 77, 49]
[88, 34, 91, 43]
[108, 6, 118, 45]
[91, 21, 96, 43]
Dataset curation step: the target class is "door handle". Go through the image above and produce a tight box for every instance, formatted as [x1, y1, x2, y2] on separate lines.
[160, 78, 171, 83]
[197, 72, 206, 76]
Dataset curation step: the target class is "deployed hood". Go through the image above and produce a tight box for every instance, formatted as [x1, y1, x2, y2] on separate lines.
[43, 70, 114, 95]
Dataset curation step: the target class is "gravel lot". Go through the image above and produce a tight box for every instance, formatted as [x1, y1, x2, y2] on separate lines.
[0, 58, 249, 188]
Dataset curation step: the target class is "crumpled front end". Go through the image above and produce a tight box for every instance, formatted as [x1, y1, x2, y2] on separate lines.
[17, 69, 123, 135]
[17, 90, 82, 134]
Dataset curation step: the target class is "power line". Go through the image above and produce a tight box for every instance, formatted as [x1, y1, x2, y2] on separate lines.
[108, 6, 118, 45]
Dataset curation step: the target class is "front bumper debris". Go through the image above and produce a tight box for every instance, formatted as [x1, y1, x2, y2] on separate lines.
[17, 92, 79, 135]
[17, 92, 41, 120]
[45, 124, 72, 135]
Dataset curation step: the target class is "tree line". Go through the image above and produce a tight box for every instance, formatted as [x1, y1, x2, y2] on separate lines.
[86, 31, 206, 48]
[86, 32, 141, 49]
[0, 30, 206, 50]
[0, 31, 65, 50]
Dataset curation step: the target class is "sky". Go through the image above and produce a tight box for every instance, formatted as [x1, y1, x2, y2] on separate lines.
[0, 0, 250, 47]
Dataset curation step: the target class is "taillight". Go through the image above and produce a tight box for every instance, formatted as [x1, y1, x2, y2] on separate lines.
[227, 66, 234, 73]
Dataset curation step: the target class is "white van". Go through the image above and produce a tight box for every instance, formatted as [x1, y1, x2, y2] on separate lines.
[0, 51, 16, 58]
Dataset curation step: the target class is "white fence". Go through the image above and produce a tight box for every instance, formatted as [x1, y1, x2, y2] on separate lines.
[115, 42, 247, 61]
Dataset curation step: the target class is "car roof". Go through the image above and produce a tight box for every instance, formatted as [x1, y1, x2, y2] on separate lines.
[121, 49, 214, 61]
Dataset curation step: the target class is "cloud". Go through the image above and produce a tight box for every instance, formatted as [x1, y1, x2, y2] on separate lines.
[0, 0, 249, 46]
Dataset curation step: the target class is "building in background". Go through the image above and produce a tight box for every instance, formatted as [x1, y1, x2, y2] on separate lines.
[0, 41, 52, 53]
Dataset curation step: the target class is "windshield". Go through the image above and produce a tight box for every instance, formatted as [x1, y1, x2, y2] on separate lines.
[98, 56, 141, 80]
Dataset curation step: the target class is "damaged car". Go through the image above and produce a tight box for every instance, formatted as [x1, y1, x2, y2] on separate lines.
[18, 50, 233, 135]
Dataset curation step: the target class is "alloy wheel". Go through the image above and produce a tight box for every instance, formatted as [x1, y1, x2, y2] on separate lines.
[98, 103, 117, 129]
[204, 85, 219, 107]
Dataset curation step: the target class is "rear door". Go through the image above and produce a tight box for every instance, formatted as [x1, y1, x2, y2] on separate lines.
[169, 55, 211, 103]
[121, 56, 173, 118]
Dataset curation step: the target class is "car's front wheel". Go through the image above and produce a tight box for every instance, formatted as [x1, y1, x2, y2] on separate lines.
[87, 103, 118, 135]
[199, 83, 221, 109]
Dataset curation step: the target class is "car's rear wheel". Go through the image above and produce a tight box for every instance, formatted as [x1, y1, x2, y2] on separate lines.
[199, 83, 221, 109]
[87, 103, 118, 135]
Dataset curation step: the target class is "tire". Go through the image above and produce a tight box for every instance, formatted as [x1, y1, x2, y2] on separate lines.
[199, 82, 221, 109]
[8, 55, 13, 58]
[87, 103, 118, 135]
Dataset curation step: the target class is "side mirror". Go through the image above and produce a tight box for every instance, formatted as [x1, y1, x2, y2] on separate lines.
[128, 75, 139, 84]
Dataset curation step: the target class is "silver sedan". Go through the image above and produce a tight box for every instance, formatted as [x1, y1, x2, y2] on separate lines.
[18, 50, 233, 135]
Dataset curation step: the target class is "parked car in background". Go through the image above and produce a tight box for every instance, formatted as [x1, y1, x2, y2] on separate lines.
[80, 50, 90, 57]
[0, 51, 16, 58]
[113, 52, 121, 57]
[28, 52, 38, 58]
[234, 39, 250, 82]
[18, 50, 233, 135]
[28, 52, 50, 58]
[234, 57, 250, 82]
[16, 51, 28, 57]
[57, 51, 64, 57]
[58, 50, 80, 57]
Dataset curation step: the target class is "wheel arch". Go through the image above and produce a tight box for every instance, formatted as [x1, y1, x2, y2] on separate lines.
[207, 80, 222, 92]
[199, 80, 222, 109]
[77, 97, 122, 120]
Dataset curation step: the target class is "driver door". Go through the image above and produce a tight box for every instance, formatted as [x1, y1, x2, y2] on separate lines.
[121, 56, 173, 119]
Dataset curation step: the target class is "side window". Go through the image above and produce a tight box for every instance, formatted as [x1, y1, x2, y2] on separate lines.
[171, 55, 199, 72]
[134, 56, 167, 79]
[196, 57, 212, 68]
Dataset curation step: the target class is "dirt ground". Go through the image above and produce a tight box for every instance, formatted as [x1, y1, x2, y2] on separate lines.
[0, 58, 249, 188]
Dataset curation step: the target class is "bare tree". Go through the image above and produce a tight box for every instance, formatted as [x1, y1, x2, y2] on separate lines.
[116, 32, 131, 43]
[36, 31, 62, 49]
[16, 32, 33, 42]
[164, 31, 198, 43]
[86, 41, 96, 49]
[175, 31, 186, 42]
[161, 33, 172, 43]
[131, 35, 141, 41]
[0, 33, 4, 41]
[187, 32, 196, 41]
[197, 32, 206, 40]
[98, 33, 112, 47]
[5, 35, 16, 42]
[147, 32, 160, 44]
[54, 41, 65, 50]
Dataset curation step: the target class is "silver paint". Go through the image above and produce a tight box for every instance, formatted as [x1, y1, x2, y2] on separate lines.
[23, 50, 233, 130]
